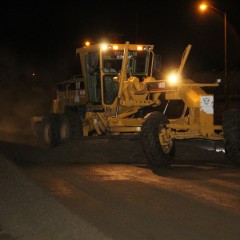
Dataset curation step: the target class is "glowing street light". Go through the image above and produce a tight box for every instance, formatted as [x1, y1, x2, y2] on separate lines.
[199, 2, 228, 108]
[199, 4, 207, 11]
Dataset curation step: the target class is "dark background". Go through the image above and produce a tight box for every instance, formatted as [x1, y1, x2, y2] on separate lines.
[0, 0, 239, 133]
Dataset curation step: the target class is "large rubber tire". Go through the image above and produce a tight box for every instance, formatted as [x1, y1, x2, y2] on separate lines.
[59, 114, 71, 143]
[223, 109, 240, 164]
[59, 112, 83, 143]
[141, 111, 175, 168]
[40, 114, 59, 148]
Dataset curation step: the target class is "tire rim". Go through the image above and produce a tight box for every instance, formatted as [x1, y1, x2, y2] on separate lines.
[159, 127, 172, 154]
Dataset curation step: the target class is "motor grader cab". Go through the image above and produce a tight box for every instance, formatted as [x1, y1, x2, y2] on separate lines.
[31, 41, 240, 167]
[75, 42, 155, 112]
[76, 42, 159, 135]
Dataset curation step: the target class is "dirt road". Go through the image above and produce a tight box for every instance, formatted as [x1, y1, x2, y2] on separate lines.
[1, 131, 239, 240]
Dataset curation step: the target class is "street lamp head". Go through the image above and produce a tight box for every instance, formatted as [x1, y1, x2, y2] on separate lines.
[199, 3, 208, 12]
[198, 2, 225, 15]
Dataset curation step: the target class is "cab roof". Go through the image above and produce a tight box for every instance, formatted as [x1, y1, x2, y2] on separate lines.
[76, 42, 154, 54]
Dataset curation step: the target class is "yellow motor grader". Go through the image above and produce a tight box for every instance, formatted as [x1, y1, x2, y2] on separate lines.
[31, 41, 240, 167]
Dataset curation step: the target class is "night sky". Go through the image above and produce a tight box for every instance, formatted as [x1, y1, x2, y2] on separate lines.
[0, 0, 240, 84]
[0, 0, 239, 133]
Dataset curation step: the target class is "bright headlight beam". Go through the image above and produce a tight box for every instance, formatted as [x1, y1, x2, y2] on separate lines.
[168, 73, 179, 84]
[85, 41, 90, 46]
[101, 44, 108, 51]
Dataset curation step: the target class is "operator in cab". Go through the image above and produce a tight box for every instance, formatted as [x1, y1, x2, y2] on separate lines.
[103, 61, 117, 73]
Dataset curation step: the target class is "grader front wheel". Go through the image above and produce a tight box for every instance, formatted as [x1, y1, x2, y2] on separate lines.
[141, 111, 175, 168]
[40, 114, 59, 148]
[223, 109, 240, 165]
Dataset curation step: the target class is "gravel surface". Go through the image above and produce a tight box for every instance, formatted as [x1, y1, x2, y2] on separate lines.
[0, 153, 112, 240]
[0, 130, 227, 240]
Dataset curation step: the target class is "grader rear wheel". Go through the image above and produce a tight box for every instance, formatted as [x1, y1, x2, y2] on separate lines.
[59, 112, 83, 143]
[40, 114, 59, 148]
[59, 115, 71, 143]
[141, 111, 175, 168]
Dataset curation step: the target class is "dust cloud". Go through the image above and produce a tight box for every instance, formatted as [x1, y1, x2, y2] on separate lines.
[0, 46, 76, 143]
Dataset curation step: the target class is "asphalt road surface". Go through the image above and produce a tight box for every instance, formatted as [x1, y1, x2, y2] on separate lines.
[0, 134, 240, 240]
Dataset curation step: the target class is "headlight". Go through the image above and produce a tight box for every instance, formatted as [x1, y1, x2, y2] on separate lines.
[101, 44, 108, 51]
[85, 41, 90, 47]
[167, 72, 181, 85]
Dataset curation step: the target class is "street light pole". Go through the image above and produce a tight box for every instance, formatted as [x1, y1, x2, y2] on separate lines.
[199, 3, 228, 109]
[223, 12, 228, 109]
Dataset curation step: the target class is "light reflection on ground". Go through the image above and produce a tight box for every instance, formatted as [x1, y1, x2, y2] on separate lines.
[86, 164, 240, 212]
